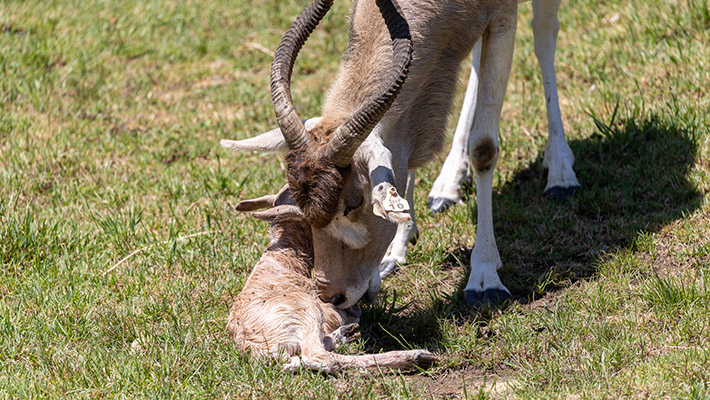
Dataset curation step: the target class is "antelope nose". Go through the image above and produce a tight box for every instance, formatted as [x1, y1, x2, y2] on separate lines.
[359, 291, 376, 305]
[329, 293, 346, 306]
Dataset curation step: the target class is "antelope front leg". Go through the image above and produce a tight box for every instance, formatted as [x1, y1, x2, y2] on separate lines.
[533, 0, 580, 200]
[427, 38, 482, 213]
[380, 170, 418, 279]
[464, 15, 517, 307]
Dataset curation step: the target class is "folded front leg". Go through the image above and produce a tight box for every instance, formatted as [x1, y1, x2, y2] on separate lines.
[323, 323, 361, 351]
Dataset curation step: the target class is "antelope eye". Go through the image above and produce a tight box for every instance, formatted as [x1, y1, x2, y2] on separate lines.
[343, 196, 364, 216]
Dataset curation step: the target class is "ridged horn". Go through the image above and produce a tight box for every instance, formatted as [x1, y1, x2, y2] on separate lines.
[270, 0, 334, 150]
[324, 0, 413, 168]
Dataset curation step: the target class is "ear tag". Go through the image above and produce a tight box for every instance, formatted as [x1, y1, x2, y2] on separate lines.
[382, 187, 410, 213]
[373, 187, 411, 221]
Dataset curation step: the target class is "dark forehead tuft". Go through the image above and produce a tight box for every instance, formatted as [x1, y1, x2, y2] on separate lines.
[285, 147, 345, 229]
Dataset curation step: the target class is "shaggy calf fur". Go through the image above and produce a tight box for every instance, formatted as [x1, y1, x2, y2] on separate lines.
[226, 187, 437, 373]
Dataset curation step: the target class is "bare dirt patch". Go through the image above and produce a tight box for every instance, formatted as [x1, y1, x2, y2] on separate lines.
[407, 367, 514, 399]
[635, 207, 710, 281]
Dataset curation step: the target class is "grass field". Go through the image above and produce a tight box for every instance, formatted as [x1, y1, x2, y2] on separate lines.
[1, 0, 709, 398]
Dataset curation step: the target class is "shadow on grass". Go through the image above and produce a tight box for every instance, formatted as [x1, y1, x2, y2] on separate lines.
[495, 111, 701, 298]
[358, 110, 703, 353]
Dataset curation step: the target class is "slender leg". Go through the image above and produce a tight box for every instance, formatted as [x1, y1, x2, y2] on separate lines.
[533, 0, 579, 200]
[323, 323, 360, 351]
[427, 38, 482, 213]
[464, 15, 517, 306]
[380, 170, 418, 279]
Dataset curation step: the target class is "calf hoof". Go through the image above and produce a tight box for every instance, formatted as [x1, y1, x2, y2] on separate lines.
[412, 350, 439, 369]
[379, 260, 400, 280]
[325, 323, 361, 350]
[544, 184, 580, 202]
[427, 197, 457, 214]
[464, 288, 512, 308]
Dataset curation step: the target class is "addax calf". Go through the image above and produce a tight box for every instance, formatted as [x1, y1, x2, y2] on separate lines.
[227, 186, 437, 373]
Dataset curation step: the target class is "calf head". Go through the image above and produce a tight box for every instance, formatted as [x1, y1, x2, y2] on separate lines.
[237, 185, 312, 257]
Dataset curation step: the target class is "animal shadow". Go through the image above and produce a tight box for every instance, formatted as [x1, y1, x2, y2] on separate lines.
[358, 111, 702, 353]
[494, 112, 701, 299]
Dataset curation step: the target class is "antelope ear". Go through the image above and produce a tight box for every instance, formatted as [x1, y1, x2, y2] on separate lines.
[235, 194, 278, 212]
[274, 185, 296, 207]
[220, 118, 322, 153]
[220, 128, 287, 153]
[251, 205, 305, 222]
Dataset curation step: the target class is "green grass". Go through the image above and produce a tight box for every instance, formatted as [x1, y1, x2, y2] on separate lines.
[1, 0, 709, 398]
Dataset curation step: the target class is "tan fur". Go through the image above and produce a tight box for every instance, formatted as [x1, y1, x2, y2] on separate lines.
[227, 199, 437, 373]
[323, 0, 516, 168]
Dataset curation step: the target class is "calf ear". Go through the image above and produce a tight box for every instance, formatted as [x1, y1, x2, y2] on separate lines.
[274, 185, 296, 207]
[251, 205, 305, 223]
[235, 194, 278, 211]
[235, 184, 294, 211]
[220, 117, 322, 153]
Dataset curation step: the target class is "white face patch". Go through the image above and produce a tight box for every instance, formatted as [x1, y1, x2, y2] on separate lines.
[324, 215, 370, 249]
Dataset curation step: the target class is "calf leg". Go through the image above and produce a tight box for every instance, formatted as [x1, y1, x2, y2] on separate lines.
[323, 323, 360, 351]
[380, 170, 418, 279]
[296, 349, 437, 374]
[533, 0, 579, 200]
[464, 17, 517, 307]
[427, 38, 482, 213]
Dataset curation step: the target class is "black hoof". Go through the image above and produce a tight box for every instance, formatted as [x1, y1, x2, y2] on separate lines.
[413, 351, 439, 369]
[428, 197, 457, 214]
[544, 185, 580, 202]
[409, 230, 419, 246]
[379, 261, 400, 280]
[464, 289, 512, 308]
